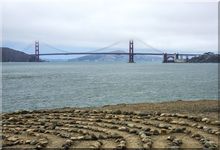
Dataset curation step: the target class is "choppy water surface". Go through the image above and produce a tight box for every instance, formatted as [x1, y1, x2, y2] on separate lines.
[2, 62, 218, 112]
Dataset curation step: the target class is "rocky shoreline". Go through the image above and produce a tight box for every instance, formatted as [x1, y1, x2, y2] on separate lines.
[1, 99, 219, 149]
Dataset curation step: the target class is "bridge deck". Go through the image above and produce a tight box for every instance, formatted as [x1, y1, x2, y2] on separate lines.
[31, 52, 200, 56]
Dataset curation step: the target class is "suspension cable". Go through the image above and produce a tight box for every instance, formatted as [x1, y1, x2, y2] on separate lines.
[135, 38, 163, 53]
[42, 41, 122, 53]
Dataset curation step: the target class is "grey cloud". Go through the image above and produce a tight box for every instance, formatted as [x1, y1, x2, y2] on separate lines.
[2, 0, 218, 53]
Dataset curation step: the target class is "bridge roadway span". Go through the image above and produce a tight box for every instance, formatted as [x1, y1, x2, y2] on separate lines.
[33, 52, 199, 56]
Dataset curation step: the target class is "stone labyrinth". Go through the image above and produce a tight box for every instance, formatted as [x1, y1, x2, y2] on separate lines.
[2, 109, 220, 149]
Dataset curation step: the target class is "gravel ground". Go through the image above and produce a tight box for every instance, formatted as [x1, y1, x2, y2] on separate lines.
[2, 99, 219, 149]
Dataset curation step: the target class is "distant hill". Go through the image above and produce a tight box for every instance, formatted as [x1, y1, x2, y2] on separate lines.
[68, 50, 162, 62]
[1, 47, 38, 62]
[189, 52, 219, 63]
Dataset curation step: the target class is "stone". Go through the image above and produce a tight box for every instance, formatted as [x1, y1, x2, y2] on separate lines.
[204, 141, 217, 148]
[115, 138, 121, 143]
[143, 127, 151, 132]
[30, 140, 38, 145]
[110, 132, 120, 138]
[134, 111, 149, 116]
[65, 139, 73, 145]
[178, 121, 188, 125]
[120, 140, 126, 145]
[199, 138, 206, 144]
[122, 111, 129, 115]
[84, 135, 93, 140]
[95, 119, 102, 122]
[90, 141, 102, 148]
[170, 121, 178, 124]
[197, 125, 203, 129]
[191, 123, 198, 127]
[184, 130, 191, 134]
[77, 136, 85, 140]
[118, 126, 129, 132]
[160, 113, 169, 117]
[36, 145, 42, 149]
[167, 135, 175, 141]
[8, 117, 17, 121]
[160, 129, 167, 135]
[140, 133, 147, 139]
[70, 137, 78, 140]
[74, 109, 81, 113]
[203, 126, 211, 132]
[145, 131, 153, 136]
[191, 133, 202, 138]
[158, 123, 170, 129]
[172, 139, 182, 146]
[25, 140, 31, 144]
[174, 127, 185, 133]
[60, 133, 70, 138]
[157, 117, 164, 121]
[129, 129, 137, 134]
[114, 110, 122, 114]
[127, 123, 135, 128]
[151, 129, 159, 135]
[96, 134, 104, 139]
[178, 114, 187, 118]
[38, 138, 48, 147]
[189, 116, 202, 122]
[211, 120, 220, 125]
[138, 131, 145, 136]
[201, 118, 210, 122]
[7, 136, 19, 142]
[27, 129, 35, 133]
[23, 114, 33, 118]
[19, 140, 24, 144]
[117, 140, 126, 149]
[142, 137, 152, 143]
[143, 143, 151, 149]
[12, 140, 19, 145]
[164, 118, 173, 122]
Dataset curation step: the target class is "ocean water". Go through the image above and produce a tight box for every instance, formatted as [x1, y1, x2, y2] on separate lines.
[2, 62, 218, 112]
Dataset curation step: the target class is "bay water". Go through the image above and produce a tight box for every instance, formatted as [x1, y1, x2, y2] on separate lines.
[2, 62, 218, 112]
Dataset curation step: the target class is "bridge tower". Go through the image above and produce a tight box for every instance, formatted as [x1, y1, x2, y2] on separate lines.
[186, 55, 189, 62]
[35, 41, 39, 62]
[175, 53, 179, 60]
[128, 40, 134, 63]
[163, 53, 168, 63]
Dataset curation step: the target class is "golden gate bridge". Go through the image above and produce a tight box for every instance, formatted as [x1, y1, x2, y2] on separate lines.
[29, 40, 201, 63]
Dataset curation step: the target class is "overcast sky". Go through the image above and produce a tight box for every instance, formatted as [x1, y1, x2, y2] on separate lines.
[2, 0, 218, 55]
